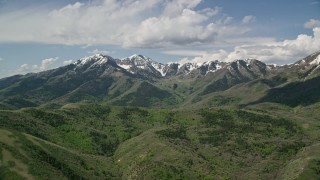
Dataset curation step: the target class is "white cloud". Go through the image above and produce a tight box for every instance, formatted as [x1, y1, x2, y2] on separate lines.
[163, 50, 207, 56]
[0, 57, 3, 61]
[17, 64, 30, 73]
[200, 7, 221, 17]
[162, 0, 202, 17]
[0, 0, 251, 48]
[178, 27, 320, 64]
[63, 60, 73, 65]
[87, 49, 112, 55]
[40, 57, 58, 71]
[16, 57, 59, 74]
[304, 19, 320, 29]
[124, 7, 250, 48]
[242, 15, 256, 24]
[176, 49, 229, 64]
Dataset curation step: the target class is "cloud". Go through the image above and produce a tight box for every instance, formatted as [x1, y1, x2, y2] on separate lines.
[0, 57, 3, 61]
[17, 64, 30, 73]
[63, 60, 73, 65]
[123, 7, 250, 48]
[304, 19, 320, 29]
[163, 50, 207, 56]
[87, 49, 113, 55]
[242, 15, 256, 24]
[39, 57, 58, 71]
[0, 0, 251, 48]
[310, 1, 319, 5]
[178, 27, 320, 64]
[176, 49, 228, 64]
[16, 57, 59, 74]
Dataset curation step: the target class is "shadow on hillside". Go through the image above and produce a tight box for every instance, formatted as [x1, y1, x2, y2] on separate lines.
[244, 76, 320, 107]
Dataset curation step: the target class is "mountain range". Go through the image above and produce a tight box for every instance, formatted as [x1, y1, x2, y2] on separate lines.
[0, 50, 320, 109]
[1, 50, 320, 179]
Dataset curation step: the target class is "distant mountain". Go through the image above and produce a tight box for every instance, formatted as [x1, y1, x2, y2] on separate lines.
[200, 59, 270, 95]
[0, 54, 179, 108]
[115, 54, 227, 78]
[0, 51, 319, 109]
[115, 54, 166, 79]
[273, 50, 320, 80]
[167, 60, 226, 78]
[245, 50, 320, 107]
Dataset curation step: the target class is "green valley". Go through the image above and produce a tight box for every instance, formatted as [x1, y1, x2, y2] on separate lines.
[0, 102, 319, 179]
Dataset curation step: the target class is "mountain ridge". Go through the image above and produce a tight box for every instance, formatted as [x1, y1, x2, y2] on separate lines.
[71, 53, 271, 79]
[69, 51, 320, 79]
[0, 50, 319, 109]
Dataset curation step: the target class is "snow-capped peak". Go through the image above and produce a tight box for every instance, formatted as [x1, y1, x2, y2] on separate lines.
[116, 54, 167, 77]
[75, 54, 112, 67]
[202, 60, 220, 66]
[121, 54, 153, 65]
[245, 58, 258, 64]
[70, 53, 275, 78]
[201, 60, 223, 73]
[128, 54, 151, 61]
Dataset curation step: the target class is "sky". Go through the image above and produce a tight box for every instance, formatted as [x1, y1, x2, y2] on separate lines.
[0, 0, 319, 78]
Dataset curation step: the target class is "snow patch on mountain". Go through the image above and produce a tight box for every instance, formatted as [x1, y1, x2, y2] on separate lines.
[185, 63, 201, 72]
[310, 54, 320, 65]
[151, 62, 167, 76]
[74, 54, 111, 68]
[70, 53, 271, 78]
[118, 64, 131, 70]
[117, 54, 167, 77]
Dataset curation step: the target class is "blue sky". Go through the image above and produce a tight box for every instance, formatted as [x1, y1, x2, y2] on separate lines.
[0, 0, 319, 78]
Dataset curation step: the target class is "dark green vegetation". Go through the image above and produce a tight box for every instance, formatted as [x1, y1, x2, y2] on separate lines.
[0, 102, 319, 179]
[253, 76, 320, 107]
